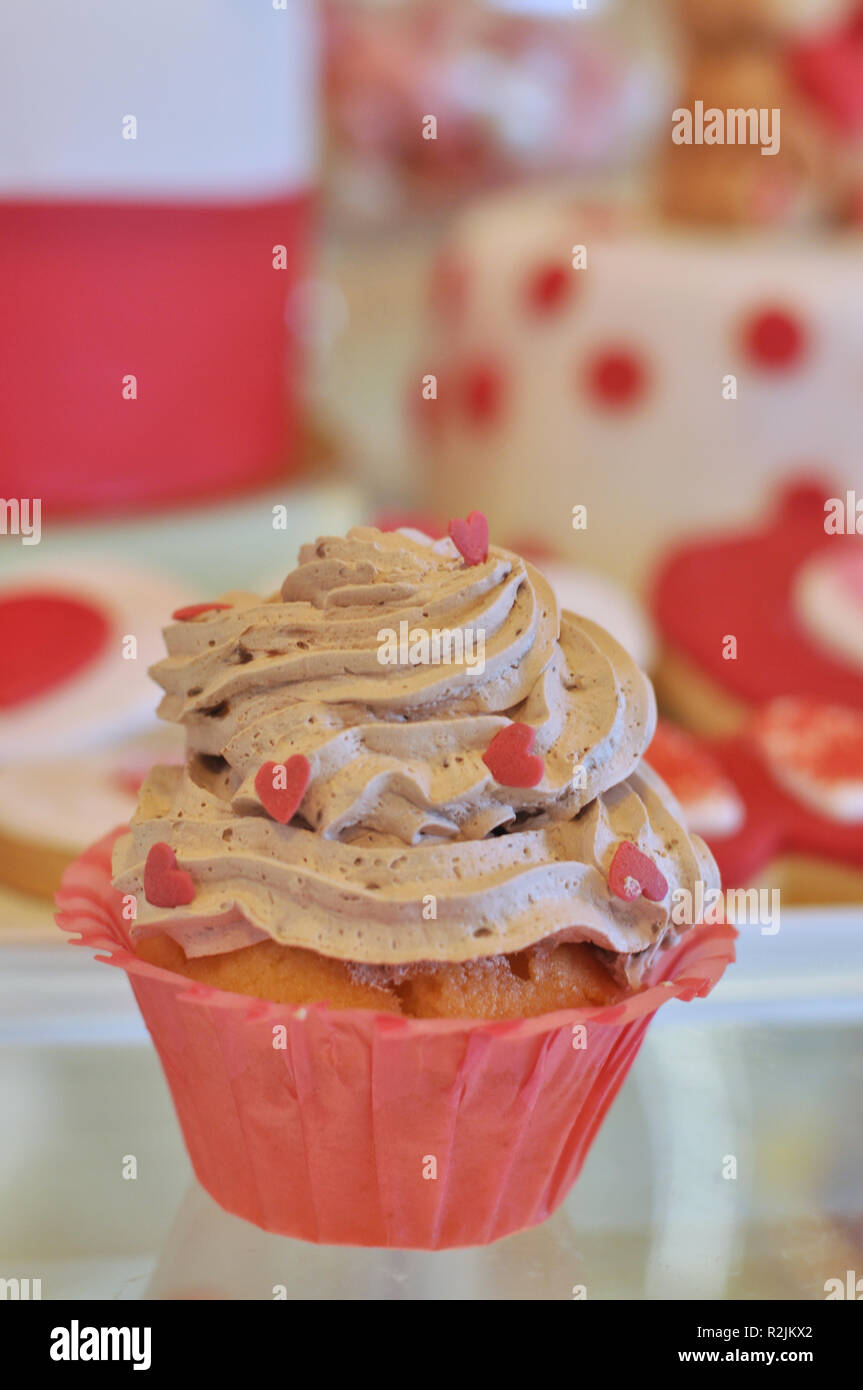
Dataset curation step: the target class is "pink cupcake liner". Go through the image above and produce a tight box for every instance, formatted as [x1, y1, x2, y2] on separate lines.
[56, 829, 737, 1250]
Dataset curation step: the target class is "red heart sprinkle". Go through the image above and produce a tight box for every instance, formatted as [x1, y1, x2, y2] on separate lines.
[0, 591, 110, 709]
[608, 842, 668, 904]
[255, 755, 311, 824]
[144, 842, 196, 909]
[482, 722, 544, 788]
[172, 603, 232, 621]
[448, 511, 489, 567]
[741, 307, 807, 371]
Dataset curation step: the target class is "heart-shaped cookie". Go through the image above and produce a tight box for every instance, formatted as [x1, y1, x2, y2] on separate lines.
[144, 842, 196, 909]
[608, 842, 668, 903]
[255, 755, 311, 824]
[482, 722, 544, 788]
[449, 510, 489, 567]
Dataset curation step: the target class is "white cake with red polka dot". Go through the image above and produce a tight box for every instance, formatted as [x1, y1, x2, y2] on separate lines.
[418, 188, 863, 587]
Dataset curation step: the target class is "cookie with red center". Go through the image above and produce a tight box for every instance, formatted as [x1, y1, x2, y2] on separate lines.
[0, 591, 110, 710]
[750, 697, 863, 823]
[0, 562, 187, 762]
[652, 476, 863, 731]
[653, 706, 863, 901]
[646, 720, 744, 838]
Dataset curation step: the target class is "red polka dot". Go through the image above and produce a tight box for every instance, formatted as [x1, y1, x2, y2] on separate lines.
[0, 591, 110, 709]
[461, 362, 505, 427]
[525, 263, 572, 315]
[584, 348, 648, 410]
[741, 307, 808, 370]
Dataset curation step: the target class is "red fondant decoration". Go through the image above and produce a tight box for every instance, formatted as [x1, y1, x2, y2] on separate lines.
[255, 755, 311, 824]
[449, 510, 489, 567]
[172, 603, 232, 622]
[652, 475, 863, 710]
[526, 264, 572, 315]
[0, 591, 111, 709]
[650, 714, 863, 888]
[461, 362, 504, 426]
[144, 842, 195, 909]
[741, 307, 808, 370]
[482, 722, 544, 788]
[609, 842, 669, 903]
[704, 731, 863, 886]
[584, 348, 648, 410]
[647, 719, 734, 808]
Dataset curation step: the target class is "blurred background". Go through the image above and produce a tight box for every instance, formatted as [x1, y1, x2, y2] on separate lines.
[2, 0, 863, 1299]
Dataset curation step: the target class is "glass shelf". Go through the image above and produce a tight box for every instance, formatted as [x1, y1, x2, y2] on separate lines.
[2, 909, 862, 1300]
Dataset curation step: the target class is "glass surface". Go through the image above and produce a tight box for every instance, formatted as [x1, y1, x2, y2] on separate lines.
[2, 911, 861, 1300]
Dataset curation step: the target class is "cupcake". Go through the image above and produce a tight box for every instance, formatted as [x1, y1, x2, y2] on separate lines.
[58, 520, 734, 1248]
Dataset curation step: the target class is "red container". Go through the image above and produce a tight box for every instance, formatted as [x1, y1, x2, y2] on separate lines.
[0, 196, 311, 514]
[0, 0, 318, 514]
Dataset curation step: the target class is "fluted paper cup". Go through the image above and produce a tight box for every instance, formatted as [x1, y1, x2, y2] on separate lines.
[56, 830, 736, 1250]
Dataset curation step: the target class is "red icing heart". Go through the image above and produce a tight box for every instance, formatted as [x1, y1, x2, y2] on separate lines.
[609, 842, 668, 903]
[172, 603, 232, 621]
[255, 755, 311, 823]
[144, 842, 196, 909]
[651, 475, 863, 711]
[482, 722, 544, 788]
[0, 591, 110, 709]
[448, 511, 489, 567]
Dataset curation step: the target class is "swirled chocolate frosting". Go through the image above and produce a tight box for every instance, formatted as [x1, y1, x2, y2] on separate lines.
[113, 528, 718, 973]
